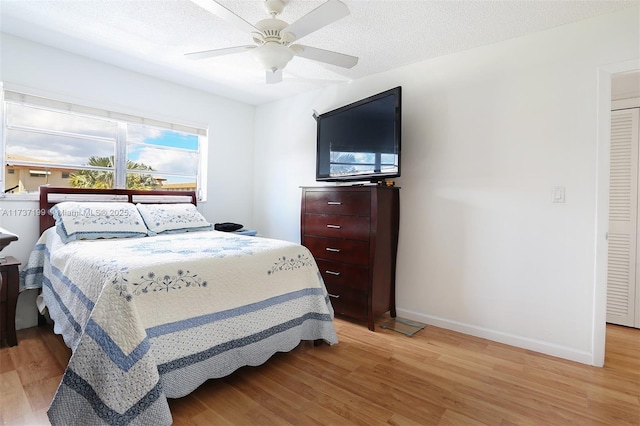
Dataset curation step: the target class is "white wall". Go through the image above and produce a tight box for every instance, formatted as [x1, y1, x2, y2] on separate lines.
[253, 7, 640, 364]
[0, 34, 256, 329]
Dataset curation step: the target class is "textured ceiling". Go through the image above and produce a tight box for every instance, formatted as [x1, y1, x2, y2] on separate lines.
[1, 0, 638, 105]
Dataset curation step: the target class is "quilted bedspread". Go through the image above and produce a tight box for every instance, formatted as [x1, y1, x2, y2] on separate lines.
[22, 229, 338, 425]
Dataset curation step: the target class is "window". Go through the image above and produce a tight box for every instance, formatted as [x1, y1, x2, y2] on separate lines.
[1, 90, 207, 198]
[329, 151, 397, 175]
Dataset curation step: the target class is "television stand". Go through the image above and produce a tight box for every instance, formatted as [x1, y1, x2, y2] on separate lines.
[300, 185, 400, 331]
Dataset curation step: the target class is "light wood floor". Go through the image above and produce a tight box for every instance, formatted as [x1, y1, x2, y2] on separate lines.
[1, 317, 638, 425]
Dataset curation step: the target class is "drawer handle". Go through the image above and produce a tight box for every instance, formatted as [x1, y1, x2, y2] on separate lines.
[328, 293, 340, 298]
[327, 201, 342, 205]
[325, 247, 341, 253]
[325, 270, 341, 276]
[326, 224, 342, 229]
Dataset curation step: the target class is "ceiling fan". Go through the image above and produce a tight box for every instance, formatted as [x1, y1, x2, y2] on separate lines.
[186, 0, 359, 84]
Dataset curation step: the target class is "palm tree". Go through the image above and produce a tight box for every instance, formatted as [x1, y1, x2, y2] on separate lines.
[125, 159, 160, 189]
[330, 152, 358, 174]
[69, 156, 159, 190]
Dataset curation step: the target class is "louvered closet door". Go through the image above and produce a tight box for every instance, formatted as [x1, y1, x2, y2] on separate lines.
[607, 108, 639, 327]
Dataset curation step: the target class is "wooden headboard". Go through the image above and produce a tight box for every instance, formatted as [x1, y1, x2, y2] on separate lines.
[39, 186, 198, 235]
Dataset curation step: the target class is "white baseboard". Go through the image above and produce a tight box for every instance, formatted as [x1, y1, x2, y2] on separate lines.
[396, 308, 594, 366]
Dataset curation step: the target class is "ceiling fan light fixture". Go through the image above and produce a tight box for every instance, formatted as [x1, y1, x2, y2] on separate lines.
[251, 43, 294, 73]
[186, 0, 358, 83]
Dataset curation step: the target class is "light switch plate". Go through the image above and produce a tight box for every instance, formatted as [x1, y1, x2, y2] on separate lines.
[552, 186, 565, 203]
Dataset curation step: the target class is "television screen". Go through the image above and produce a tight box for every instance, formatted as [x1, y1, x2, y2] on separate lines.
[316, 86, 401, 182]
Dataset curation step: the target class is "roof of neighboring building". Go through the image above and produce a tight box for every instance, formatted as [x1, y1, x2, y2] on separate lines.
[6, 154, 55, 163]
[161, 182, 196, 189]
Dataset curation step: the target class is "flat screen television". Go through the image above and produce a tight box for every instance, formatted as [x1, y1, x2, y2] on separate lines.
[316, 86, 401, 182]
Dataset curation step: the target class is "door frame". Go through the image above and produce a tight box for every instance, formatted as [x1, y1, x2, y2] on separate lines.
[594, 59, 640, 366]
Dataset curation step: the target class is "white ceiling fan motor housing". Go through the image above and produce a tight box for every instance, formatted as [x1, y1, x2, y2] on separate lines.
[251, 17, 294, 72]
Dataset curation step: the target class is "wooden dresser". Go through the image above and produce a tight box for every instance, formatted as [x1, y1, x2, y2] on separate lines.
[301, 186, 400, 330]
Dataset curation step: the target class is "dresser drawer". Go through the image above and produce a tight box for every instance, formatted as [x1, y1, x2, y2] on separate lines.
[304, 236, 369, 266]
[325, 281, 367, 320]
[303, 214, 370, 241]
[304, 191, 371, 216]
[316, 259, 368, 292]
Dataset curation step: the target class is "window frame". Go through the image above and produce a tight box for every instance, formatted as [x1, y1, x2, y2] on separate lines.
[1, 86, 208, 201]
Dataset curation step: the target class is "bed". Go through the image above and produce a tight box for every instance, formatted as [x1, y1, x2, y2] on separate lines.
[21, 186, 338, 425]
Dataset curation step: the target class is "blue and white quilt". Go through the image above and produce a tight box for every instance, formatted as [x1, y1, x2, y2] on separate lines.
[22, 228, 338, 425]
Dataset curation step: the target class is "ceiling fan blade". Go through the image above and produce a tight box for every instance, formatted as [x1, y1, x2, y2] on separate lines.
[190, 0, 259, 34]
[281, 0, 350, 42]
[291, 45, 358, 69]
[266, 69, 283, 84]
[185, 45, 255, 60]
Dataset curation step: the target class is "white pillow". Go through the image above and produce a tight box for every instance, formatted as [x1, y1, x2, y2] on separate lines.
[50, 201, 149, 243]
[136, 203, 212, 235]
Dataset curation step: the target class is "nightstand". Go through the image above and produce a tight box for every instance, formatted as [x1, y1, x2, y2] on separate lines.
[0, 256, 21, 347]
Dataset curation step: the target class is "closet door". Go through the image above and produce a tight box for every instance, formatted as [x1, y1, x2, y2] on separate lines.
[607, 108, 639, 327]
